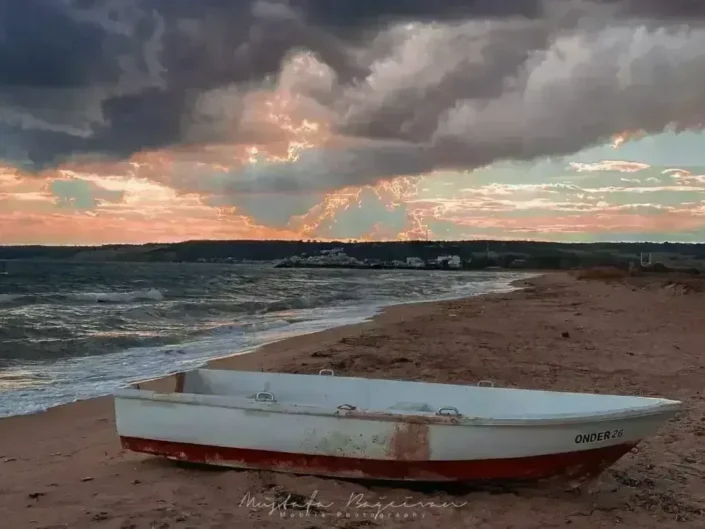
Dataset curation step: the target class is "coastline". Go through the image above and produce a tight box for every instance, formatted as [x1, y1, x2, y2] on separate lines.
[0, 269, 534, 419]
[0, 275, 533, 426]
[2, 271, 704, 528]
[206, 273, 539, 373]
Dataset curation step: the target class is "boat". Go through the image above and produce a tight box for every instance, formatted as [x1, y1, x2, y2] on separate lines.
[0, 261, 7, 275]
[114, 369, 681, 484]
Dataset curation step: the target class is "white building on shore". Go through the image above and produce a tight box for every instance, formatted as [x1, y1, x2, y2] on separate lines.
[437, 255, 462, 269]
[406, 257, 425, 268]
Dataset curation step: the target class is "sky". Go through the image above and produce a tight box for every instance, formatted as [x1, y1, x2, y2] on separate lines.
[1, 0, 705, 245]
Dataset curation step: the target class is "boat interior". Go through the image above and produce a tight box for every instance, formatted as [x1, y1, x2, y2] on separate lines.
[125, 369, 679, 420]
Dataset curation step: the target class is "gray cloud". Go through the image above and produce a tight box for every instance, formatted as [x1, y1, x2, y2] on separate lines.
[2, 0, 705, 194]
[224, 4, 705, 193]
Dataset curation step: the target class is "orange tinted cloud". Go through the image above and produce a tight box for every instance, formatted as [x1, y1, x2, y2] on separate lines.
[611, 130, 648, 149]
[447, 210, 705, 235]
[2, 131, 705, 243]
[0, 208, 301, 246]
[2, 171, 704, 243]
[569, 160, 651, 173]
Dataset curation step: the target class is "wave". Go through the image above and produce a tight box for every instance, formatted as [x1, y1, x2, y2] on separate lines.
[0, 333, 174, 362]
[0, 288, 166, 306]
[0, 290, 327, 311]
[1, 285, 362, 313]
[115, 292, 358, 321]
[0, 294, 22, 304]
[66, 288, 165, 303]
[195, 318, 296, 336]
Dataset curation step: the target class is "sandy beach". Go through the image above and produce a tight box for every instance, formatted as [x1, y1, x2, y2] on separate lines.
[1, 272, 704, 528]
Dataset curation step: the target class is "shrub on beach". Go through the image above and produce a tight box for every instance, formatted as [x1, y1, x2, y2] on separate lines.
[573, 267, 628, 281]
[662, 279, 704, 295]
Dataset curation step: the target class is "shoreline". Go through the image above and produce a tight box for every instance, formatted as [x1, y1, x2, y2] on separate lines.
[0, 270, 536, 421]
[2, 271, 704, 528]
[206, 273, 538, 373]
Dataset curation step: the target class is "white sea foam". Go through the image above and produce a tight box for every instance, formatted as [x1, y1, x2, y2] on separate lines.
[0, 306, 373, 418]
[0, 271, 538, 418]
[68, 288, 165, 303]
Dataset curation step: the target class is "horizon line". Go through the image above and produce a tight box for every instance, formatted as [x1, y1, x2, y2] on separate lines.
[1, 239, 704, 249]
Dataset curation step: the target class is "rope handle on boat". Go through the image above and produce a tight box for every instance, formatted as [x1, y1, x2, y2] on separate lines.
[255, 391, 276, 402]
[337, 404, 357, 411]
[436, 407, 461, 416]
[319, 369, 335, 376]
[477, 380, 495, 387]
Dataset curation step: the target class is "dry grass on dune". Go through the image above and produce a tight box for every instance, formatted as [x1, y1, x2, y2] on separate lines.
[573, 266, 705, 298]
[572, 266, 629, 281]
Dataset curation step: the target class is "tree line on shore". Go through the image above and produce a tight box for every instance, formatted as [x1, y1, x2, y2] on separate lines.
[1, 240, 704, 271]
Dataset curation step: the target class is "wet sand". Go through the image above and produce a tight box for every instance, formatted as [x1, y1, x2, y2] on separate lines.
[1, 272, 704, 528]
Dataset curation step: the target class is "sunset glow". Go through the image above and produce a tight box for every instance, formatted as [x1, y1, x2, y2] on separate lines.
[3, 130, 705, 244]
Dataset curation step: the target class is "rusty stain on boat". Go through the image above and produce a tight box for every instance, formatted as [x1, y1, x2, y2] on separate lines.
[174, 372, 185, 393]
[388, 422, 430, 460]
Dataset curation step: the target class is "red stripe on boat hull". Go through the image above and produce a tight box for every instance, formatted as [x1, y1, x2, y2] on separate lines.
[120, 436, 637, 483]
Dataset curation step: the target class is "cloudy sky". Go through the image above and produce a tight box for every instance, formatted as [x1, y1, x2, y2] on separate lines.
[1, 0, 705, 245]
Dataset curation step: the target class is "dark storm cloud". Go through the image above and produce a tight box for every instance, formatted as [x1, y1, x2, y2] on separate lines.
[614, 0, 705, 19]
[2, 0, 705, 190]
[289, 0, 545, 29]
[0, 0, 546, 169]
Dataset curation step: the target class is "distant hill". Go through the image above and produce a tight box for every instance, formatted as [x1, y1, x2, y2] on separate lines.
[1, 240, 704, 271]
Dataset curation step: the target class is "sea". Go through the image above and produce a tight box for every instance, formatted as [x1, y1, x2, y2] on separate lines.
[0, 261, 534, 418]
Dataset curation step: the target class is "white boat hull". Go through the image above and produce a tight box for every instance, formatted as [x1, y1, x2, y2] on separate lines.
[115, 369, 680, 483]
